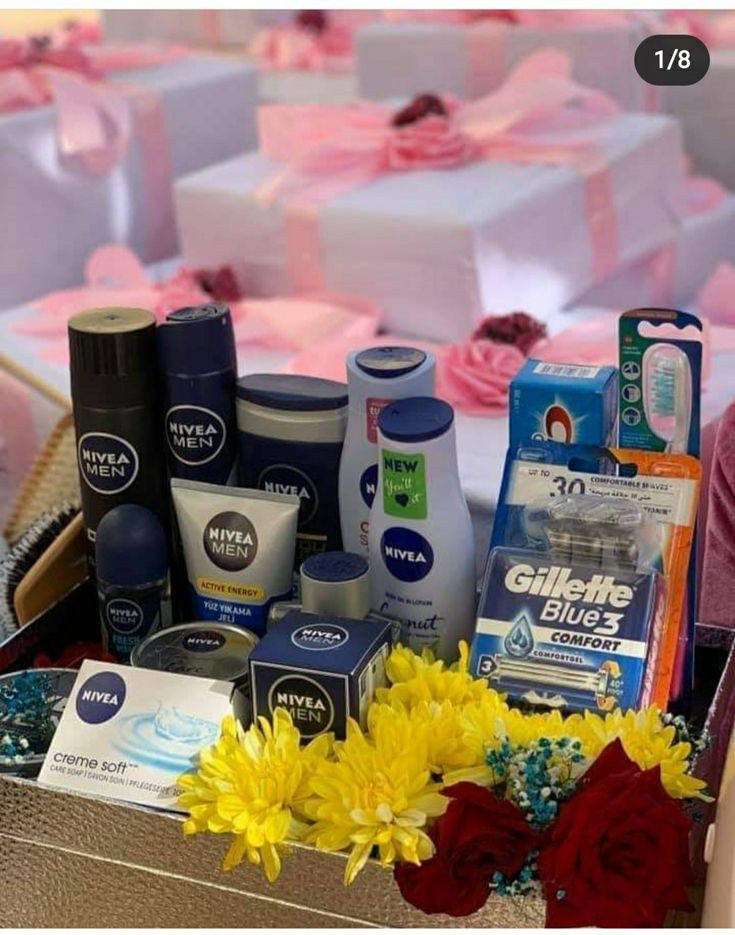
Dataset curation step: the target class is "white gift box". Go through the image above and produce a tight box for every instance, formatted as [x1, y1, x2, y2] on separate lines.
[356, 19, 655, 110]
[664, 51, 735, 192]
[580, 191, 735, 309]
[0, 55, 258, 309]
[102, 10, 291, 48]
[258, 71, 358, 105]
[174, 112, 684, 343]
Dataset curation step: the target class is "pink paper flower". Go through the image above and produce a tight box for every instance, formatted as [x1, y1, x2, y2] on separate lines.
[436, 339, 526, 416]
[387, 108, 477, 171]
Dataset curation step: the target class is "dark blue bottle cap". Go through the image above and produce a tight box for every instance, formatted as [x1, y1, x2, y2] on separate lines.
[158, 303, 236, 377]
[95, 505, 168, 586]
[236, 374, 348, 411]
[378, 396, 454, 443]
[301, 551, 368, 583]
[355, 346, 427, 379]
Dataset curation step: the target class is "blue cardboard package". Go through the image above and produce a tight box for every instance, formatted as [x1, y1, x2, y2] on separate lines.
[249, 611, 392, 740]
[509, 359, 618, 447]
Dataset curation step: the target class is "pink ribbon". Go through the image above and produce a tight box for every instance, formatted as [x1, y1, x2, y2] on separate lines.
[0, 33, 184, 175]
[13, 245, 383, 367]
[256, 50, 622, 292]
[644, 175, 728, 306]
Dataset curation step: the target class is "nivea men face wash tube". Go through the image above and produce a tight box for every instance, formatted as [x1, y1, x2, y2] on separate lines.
[171, 479, 299, 636]
[158, 303, 238, 484]
[68, 308, 168, 553]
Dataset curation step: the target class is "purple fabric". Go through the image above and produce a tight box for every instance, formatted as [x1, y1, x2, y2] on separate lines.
[701, 402, 735, 627]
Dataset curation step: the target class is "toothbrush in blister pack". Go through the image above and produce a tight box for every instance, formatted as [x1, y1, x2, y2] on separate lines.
[471, 441, 701, 711]
[619, 309, 703, 706]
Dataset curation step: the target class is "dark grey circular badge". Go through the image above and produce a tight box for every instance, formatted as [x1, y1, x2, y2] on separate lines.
[203, 511, 258, 572]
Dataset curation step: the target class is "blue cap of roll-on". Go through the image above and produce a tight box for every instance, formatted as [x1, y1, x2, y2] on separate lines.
[158, 303, 236, 376]
[378, 396, 454, 443]
[236, 374, 348, 412]
[95, 505, 168, 586]
[355, 346, 427, 379]
[302, 551, 368, 583]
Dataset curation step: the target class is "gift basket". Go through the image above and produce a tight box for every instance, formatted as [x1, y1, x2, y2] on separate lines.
[2, 14, 735, 929]
[0, 297, 731, 929]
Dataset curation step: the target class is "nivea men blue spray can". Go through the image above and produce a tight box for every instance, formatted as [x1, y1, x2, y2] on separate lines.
[158, 303, 238, 485]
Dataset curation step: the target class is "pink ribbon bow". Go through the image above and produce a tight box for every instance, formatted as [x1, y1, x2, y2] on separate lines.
[14, 245, 383, 367]
[256, 50, 621, 291]
[0, 33, 184, 174]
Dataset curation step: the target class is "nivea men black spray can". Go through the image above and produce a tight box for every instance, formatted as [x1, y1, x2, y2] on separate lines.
[68, 307, 168, 553]
[157, 303, 238, 485]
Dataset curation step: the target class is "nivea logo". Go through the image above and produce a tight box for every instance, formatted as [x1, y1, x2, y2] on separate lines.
[360, 463, 378, 509]
[182, 630, 226, 653]
[267, 675, 334, 737]
[75, 671, 126, 724]
[166, 405, 226, 466]
[381, 527, 434, 583]
[105, 598, 143, 635]
[259, 464, 318, 527]
[77, 433, 139, 495]
[203, 511, 258, 572]
[291, 623, 349, 651]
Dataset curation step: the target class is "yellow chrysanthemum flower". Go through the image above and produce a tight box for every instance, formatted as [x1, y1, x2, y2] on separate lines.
[178, 709, 331, 881]
[377, 640, 494, 711]
[303, 716, 447, 885]
[566, 707, 709, 801]
[368, 698, 478, 775]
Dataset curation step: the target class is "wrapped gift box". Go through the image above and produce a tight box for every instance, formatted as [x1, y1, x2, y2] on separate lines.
[664, 51, 735, 192]
[0, 55, 258, 308]
[102, 10, 291, 48]
[174, 110, 684, 343]
[356, 17, 656, 109]
[580, 186, 735, 309]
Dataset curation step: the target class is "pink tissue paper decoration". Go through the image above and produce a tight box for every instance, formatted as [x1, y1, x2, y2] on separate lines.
[12, 245, 383, 369]
[250, 10, 372, 72]
[701, 403, 735, 628]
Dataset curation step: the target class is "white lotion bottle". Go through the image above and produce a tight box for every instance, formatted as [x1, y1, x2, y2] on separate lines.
[339, 347, 435, 557]
[369, 396, 476, 662]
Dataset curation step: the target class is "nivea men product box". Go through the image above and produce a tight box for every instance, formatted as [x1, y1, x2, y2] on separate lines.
[470, 548, 660, 712]
[249, 611, 392, 740]
[509, 359, 618, 447]
[38, 660, 232, 812]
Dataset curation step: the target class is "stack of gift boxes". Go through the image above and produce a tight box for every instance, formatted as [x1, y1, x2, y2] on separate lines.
[3, 9, 735, 537]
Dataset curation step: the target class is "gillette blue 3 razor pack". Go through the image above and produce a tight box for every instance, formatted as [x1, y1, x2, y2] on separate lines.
[473, 547, 660, 711]
[509, 359, 618, 447]
[471, 434, 701, 712]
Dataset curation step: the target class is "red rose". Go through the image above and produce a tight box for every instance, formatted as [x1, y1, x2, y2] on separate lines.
[193, 265, 242, 303]
[394, 782, 539, 917]
[538, 740, 693, 928]
[473, 311, 547, 356]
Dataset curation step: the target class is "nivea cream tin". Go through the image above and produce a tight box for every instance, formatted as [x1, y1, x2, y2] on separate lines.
[131, 622, 258, 723]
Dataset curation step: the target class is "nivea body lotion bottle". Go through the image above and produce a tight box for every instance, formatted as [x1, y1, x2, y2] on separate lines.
[339, 347, 435, 557]
[369, 397, 475, 662]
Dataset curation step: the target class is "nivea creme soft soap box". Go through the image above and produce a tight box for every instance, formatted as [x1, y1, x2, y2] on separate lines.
[38, 660, 232, 812]
[509, 359, 618, 447]
[249, 610, 392, 740]
[470, 548, 660, 712]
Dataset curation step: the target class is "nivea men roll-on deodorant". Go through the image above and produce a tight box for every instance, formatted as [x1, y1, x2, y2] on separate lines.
[68, 307, 168, 551]
[158, 303, 238, 484]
